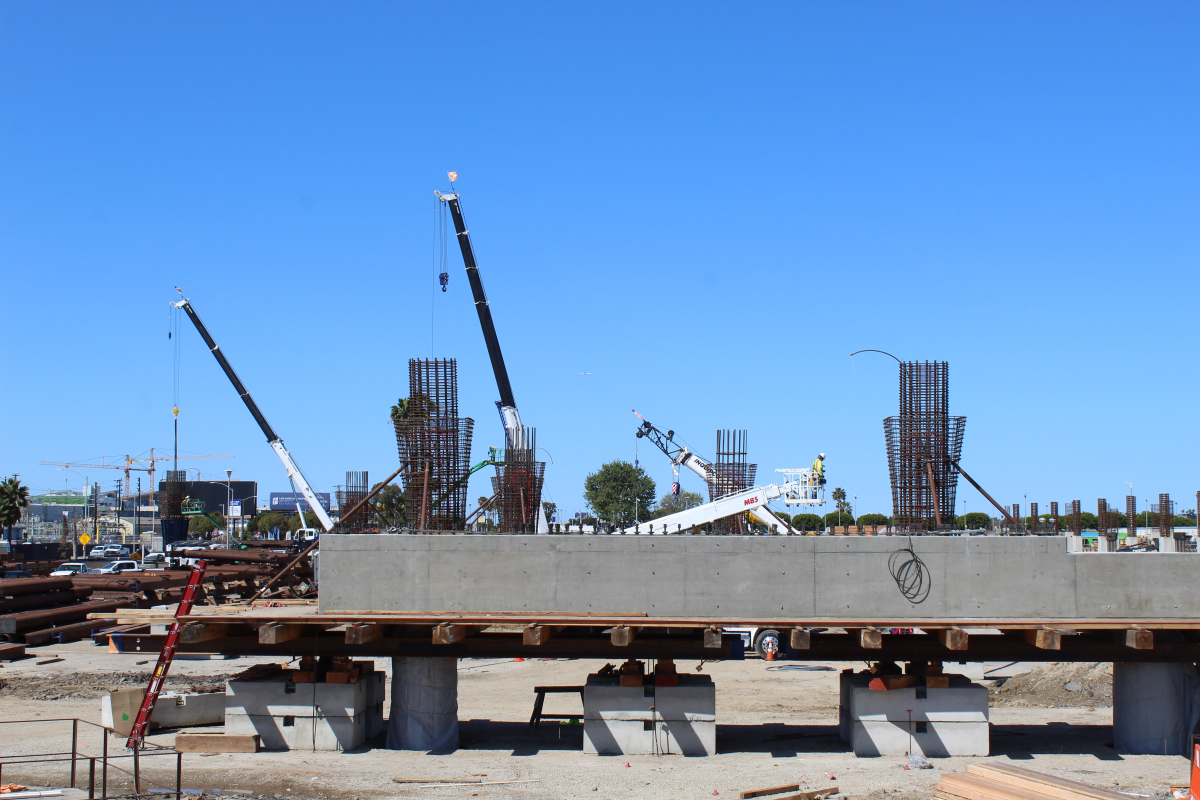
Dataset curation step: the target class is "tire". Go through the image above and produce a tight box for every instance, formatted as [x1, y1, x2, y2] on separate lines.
[755, 629, 782, 659]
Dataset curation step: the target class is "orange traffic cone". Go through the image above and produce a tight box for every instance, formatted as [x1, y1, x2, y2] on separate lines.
[765, 648, 775, 661]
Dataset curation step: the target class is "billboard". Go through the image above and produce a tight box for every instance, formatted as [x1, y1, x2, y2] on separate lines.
[270, 492, 332, 512]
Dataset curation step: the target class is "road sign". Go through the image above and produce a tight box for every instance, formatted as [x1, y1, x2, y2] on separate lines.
[229, 500, 241, 517]
[78, 532, 91, 545]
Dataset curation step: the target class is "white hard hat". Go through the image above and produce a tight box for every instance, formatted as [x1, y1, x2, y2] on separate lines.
[819, 453, 826, 459]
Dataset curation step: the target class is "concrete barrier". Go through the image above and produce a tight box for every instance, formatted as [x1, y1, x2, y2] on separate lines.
[318, 534, 1200, 622]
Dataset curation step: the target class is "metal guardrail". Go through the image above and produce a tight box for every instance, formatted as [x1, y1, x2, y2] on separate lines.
[0, 718, 182, 799]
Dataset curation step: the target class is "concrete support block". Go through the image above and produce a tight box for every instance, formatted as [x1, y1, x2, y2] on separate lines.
[839, 671, 988, 757]
[225, 711, 365, 751]
[226, 677, 370, 717]
[1113, 662, 1200, 755]
[583, 674, 715, 755]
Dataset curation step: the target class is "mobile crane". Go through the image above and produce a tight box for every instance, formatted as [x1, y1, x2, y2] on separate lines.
[633, 416, 822, 534]
[435, 182, 548, 532]
[171, 290, 336, 534]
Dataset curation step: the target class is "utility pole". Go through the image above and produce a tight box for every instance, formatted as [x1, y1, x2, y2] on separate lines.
[93, 481, 99, 544]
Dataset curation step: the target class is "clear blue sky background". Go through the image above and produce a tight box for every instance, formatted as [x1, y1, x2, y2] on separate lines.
[3, 2, 1197, 520]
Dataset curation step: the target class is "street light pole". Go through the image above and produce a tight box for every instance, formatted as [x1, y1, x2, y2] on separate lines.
[225, 469, 233, 547]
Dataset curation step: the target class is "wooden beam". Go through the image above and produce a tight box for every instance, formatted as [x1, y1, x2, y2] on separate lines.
[174, 733, 259, 753]
[611, 625, 642, 647]
[432, 623, 480, 645]
[937, 627, 968, 651]
[858, 627, 882, 649]
[790, 628, 811, 650]
[258, 622, 303, 645]
[1025, 628, 1061, 650]
[345, 623, 384, 645]
[180, 622, 229, 644]
[522, 625, 563, 646]
[703, 627, 722, 649]
[1114, 628, 1153, 650]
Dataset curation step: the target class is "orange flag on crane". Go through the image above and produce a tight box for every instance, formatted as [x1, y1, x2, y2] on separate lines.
[447, 171, 458, 182]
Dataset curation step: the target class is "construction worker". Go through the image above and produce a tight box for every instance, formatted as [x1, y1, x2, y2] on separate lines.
[813, 453, 826, 486]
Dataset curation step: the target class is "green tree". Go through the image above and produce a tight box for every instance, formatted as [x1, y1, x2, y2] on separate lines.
[791, 513, 822, 532]
[583, 461, 656, 523]
[856, 512, 890, 526]
[189, 511, 226, 534]
[288, 511, 322, 532]
[831, 487, 851, 515]
[372, 483, 406, 529]
[0, 476, 30, 544]
[651, 491, 705, 520]
[390, 393, 437, 424]
[543, 502, 558, 524]
[250, 511, 290, 535]
[956, 511, 990, 529]
[823, 511, 853, 528]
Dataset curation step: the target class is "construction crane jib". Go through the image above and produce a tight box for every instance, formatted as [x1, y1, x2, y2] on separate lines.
[171, 292, 336, 533]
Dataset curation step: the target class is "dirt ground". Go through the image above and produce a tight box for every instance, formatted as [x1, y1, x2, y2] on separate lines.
[0, 640, 1190, 800]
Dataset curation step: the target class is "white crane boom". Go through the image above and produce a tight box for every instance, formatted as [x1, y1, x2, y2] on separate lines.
[617, 471, 823, 535]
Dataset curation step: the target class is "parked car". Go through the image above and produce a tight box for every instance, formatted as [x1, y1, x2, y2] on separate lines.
[1, 570, 35, 579]
[49, 562, 93, 577]
[141, 553, 168, 569]
[102, 544, 131, 557]
[89, 545, 109, 559]
[96, 560, 140, 575]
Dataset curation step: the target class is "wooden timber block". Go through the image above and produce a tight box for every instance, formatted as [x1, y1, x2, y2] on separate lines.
[1024, 629, 1061, 650]
[966, 762, 1132, 800]
[937, 627, 969, 651]
[344, 623, 383, 645]
[703, 627, 722, 648]
[522, 625, 563, 646]
[868, 674, 919, 691]
[180, 622, 229, 644]
[1114, 629, 1153, 650]
[925, 674, 951, 689]
[741, 784, 800, 799]
[610, 625, 642, 647]
[259, 623, 303, 645]
[790, 628, 811, 650]
[175, 733, 259, 753]
[0, 642, 26, 661]
[291, 671, 314, 683]
[769, 791, 840, 800]
[432, 624, 480, 645]
[939, 773, 1060, 800]
[325, 669, 359, 684]
[859, 628, 882, 649]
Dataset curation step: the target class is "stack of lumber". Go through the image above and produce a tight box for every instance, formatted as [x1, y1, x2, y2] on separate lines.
[938, 763, 1130, 800]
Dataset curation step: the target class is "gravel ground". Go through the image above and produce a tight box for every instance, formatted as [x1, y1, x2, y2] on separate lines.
[0, 643, 1190, 800]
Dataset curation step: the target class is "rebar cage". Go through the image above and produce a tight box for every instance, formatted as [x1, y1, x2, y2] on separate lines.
[490, 426, 546, 532]
[394, 359, 475, 531]
[883, 361, 966, 531]
[335, 471, 369, 533]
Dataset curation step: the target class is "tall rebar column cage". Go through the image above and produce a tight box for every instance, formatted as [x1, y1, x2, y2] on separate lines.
[335, 471, 370, 533]
[883, 361, 966, 531]
[393, 359, 475, 531]
[705, 429, 758, 534]
[490, 426, 546, 532]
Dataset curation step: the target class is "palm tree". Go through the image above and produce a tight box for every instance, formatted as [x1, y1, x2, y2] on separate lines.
[831, 487, 849, 525]
[0, 476, 30, 545]
[390, 393, 438, 424]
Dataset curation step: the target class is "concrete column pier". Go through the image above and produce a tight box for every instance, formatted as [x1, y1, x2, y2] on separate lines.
[1113, 662, 1200, 755]
[386, 656, 459, 752]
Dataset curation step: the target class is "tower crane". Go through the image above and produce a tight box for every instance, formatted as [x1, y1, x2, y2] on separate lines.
[171, 289, 335, 533]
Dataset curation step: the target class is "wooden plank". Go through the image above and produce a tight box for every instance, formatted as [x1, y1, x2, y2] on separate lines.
[703, 627, 722, 648]
[926, 674, 950, 689]
[1024, 629, 1061, 650]
[772, 790, 839, 800]
[741, 784, 800, 799]
[258, 623, 303, 644]
[868, 674, 918, 691]
[0, 642, 26, 660]
[966, 763, 1132, 800]
[522, 625, 563, 646]
[790, 629, 811, 650]
[611, 626, 642, 647]
[345, 623, 384, 645]
[937, 627, 968, 651]
[859, 628, 882, 649]
[939, 774, 1061, 800]
[180, 623, 229, 644]
[174, 733, 259, 753]
[1114, 629, 1153, 650]
[432, 624, 480, 645]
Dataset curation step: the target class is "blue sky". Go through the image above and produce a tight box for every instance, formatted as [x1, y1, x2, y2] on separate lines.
[2, 2, 1197, 520]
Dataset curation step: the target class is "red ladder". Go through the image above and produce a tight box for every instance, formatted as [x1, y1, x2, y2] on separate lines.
[126, 559, 207, 749]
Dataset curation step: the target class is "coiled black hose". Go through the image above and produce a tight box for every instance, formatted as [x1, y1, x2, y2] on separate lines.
[888, 536, 930, 604]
